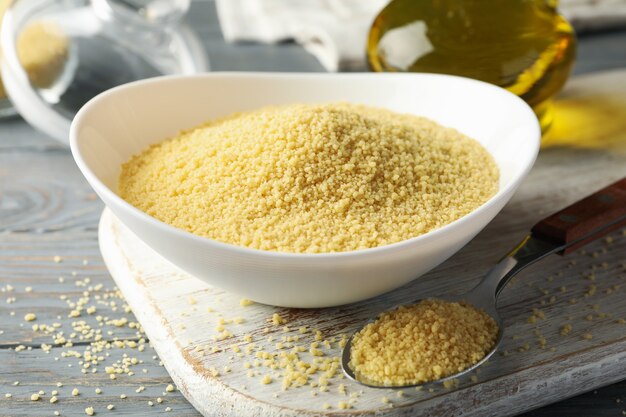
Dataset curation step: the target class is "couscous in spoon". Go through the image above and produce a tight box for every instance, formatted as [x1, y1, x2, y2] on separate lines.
[342, 177, 626, 388]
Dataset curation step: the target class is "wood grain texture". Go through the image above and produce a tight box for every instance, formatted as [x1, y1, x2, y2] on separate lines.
[0, 347, 200, 417]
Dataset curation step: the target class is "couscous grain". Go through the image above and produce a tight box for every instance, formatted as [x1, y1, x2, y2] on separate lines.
[119, 103, 498, 253]
[349, 299, 498, 386]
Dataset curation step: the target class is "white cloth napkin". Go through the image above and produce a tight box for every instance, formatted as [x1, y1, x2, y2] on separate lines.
[563, 0, 626, 31]
[216, 0, 387, 71]
[216, 0, 626, 72]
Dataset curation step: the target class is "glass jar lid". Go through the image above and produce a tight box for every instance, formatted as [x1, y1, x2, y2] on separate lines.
[0, 0, 208, 143]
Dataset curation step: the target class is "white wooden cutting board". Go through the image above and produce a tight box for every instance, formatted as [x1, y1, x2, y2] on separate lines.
[99, 71, 626, 417]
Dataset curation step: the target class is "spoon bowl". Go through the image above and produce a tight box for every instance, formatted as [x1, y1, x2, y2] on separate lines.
[341, 295, 504, 389]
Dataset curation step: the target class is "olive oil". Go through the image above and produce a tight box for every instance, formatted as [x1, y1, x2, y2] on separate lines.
[367, 0, 576, 131]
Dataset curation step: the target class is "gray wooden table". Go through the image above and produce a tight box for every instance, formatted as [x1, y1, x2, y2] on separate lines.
[1, 1, 626, 416]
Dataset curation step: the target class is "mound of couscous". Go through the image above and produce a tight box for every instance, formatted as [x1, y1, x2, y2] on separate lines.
[0, 0, 69, 98]
[119, 103, 498, 253]
[349, 299, 499, 386]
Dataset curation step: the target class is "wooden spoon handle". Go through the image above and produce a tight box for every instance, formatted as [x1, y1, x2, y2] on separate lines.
[531, 178, 626, 255]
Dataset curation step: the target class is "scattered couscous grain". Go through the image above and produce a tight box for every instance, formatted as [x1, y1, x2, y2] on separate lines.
[349, 299, 498, 386]
[24, 313, 37, 322]
[119, 103, 498, 253]
[560, 324, 572, 336]
[338, 401, 351, 409]
[30, 393, 40, 401]
[239, 298, 254, 307]
[271, 313, 285, 326]
[165, 384, 175, 392]
[85, 406, 94, 416]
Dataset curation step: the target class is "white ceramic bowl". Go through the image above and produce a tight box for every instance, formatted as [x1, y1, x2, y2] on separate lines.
[71, 72, 540, 308]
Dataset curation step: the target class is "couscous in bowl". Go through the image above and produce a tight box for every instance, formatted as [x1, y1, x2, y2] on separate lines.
[70, 72, 540, 308]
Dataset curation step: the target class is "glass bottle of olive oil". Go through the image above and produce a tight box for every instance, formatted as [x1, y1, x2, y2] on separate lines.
[367, 0, 576, 132]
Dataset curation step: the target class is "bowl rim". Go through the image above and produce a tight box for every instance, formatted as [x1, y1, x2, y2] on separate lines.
[70, 71, 541, 260]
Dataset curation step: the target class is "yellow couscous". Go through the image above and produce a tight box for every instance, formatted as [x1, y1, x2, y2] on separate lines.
[0, 0, 69, 98]
[119, 103, 498, 253]
[348, 299, 499, 386]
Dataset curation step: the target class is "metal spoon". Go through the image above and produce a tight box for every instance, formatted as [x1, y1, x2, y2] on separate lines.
[342, 178, 626, 388]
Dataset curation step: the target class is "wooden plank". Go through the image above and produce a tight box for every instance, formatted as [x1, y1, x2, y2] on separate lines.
[0, 348, 199, 416]
[520, 379, 626, 417]
[99, 209, 626, 416]
[0, 148, 101, 233]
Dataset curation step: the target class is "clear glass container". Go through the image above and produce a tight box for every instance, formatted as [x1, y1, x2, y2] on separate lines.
[0, 0, 208, 143]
